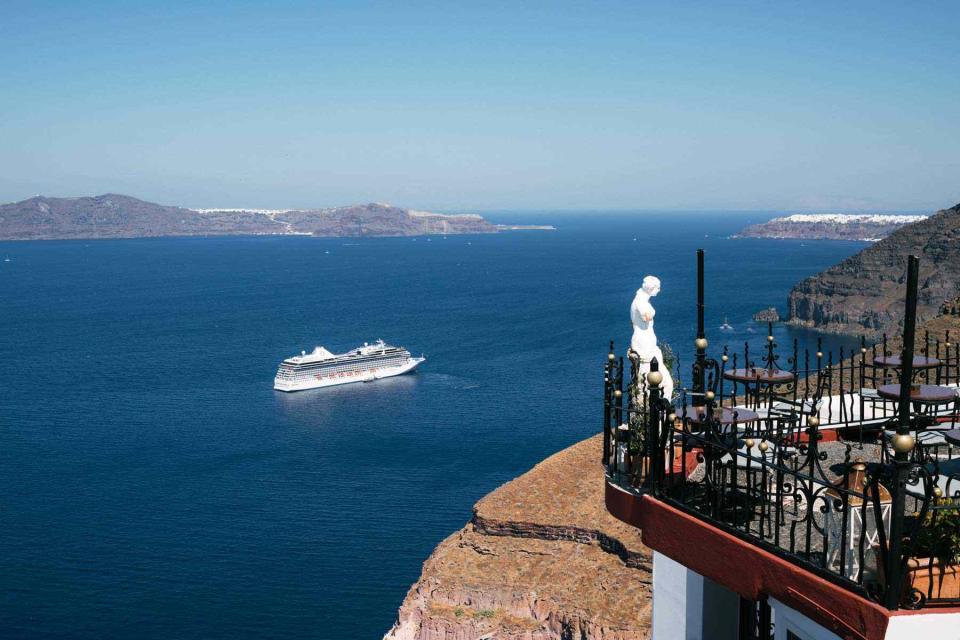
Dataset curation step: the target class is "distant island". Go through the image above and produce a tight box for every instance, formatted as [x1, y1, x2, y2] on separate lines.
[0, 194, 554, 241]
[734, 213, 927, 241]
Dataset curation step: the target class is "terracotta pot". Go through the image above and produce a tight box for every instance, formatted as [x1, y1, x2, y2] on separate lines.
[873, 547, 960, 603]
[904, 556, 960, 601]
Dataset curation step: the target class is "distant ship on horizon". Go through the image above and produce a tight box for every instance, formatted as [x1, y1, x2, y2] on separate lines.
[273, 339, 425, 392]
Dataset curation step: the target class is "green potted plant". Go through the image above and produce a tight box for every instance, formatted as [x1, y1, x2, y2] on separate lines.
[904, 502, 960, 601]
[626, 343, 681, 477]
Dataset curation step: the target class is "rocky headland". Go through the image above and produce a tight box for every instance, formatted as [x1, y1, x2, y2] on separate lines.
[0, 194, 523, 240]
[752, 307, 781, 323]
[384, 434, 652, 640]
[786, 202, 960, 337]
[735, 213, 926, 241]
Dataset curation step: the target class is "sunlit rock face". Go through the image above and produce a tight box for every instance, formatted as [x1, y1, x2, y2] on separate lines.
[786, 203, 960, 338]
[384, 435, 653, 640]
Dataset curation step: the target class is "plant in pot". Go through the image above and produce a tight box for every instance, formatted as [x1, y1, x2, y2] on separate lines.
[903, 501, 960, 602]
[625, 361, 649, 482]
[626, 343, 681, 482]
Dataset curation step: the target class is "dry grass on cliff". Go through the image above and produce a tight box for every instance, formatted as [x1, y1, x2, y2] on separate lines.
[388, 435, 652, 639]
[420, 528, 652, 631]
[474, 433, 646, 558]
[427, 602, 543, 631]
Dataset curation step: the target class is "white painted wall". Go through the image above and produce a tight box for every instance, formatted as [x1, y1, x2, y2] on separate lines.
[771, 598, 960, 639]
[651, 552, 740, 639]
[885, 610, 960, 638]
[769, 599, 841, 640]
[652, 551, 704, 640]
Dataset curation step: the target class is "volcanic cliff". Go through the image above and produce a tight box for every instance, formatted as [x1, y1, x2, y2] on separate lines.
[787, 202, 960, 337]
[383, 434, 652, 640]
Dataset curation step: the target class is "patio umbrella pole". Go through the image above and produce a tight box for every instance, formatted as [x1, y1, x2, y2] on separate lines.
[885, 254, 920, 609]
[694, 249, 706, 399]
[898, 255, 920, 434]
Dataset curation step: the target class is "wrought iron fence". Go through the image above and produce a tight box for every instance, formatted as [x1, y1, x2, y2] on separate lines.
[602, 252, 960, 611]
[707, 328, 960, 432]
[603, 346, 960, 610]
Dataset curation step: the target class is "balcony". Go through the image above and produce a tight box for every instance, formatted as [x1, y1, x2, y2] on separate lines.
[603, 252, 960, 619]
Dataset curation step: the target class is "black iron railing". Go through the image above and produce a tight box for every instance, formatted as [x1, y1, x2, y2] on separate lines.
[602, 253, 960, 611]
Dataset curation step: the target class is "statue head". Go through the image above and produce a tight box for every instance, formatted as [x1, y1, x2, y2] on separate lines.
[642, 275, 661, 297]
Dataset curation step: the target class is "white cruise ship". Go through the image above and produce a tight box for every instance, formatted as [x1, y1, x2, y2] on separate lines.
[273, 340, 425, 392]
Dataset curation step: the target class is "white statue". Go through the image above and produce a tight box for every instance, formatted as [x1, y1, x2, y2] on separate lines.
[630, 276, 674, 401]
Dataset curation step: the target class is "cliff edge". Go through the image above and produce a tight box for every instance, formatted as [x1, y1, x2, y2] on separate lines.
[787, 202, 960, 337]
[384, 434, 652, 640]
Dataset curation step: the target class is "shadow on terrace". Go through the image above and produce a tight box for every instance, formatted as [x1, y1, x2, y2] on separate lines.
[603, 250, 960, 611]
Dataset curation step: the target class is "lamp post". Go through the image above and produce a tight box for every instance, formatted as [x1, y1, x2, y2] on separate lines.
[694, 249, 707, 401]
[602, 340, 617, 468]
[897, 255, 920, 435]
[647, 358, 663, 491]
[884, 254, 920, 610]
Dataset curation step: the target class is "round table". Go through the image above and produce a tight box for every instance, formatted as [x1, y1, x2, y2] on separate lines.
[723, 367, 796, 408]
[943, 429, 960, 447]
[724, 367, 796, 384]
[877, 384, 957, 405]
[683, 404, 759, 425]
[873, 355, 941, 370]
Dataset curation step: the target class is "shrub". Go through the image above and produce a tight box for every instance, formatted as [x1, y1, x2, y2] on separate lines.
[912, 500, 960, 565]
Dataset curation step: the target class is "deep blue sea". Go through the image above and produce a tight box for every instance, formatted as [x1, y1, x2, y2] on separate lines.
[0, 213, 865, 639]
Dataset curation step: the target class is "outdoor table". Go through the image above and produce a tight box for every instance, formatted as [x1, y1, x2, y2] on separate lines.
[683, 404, 759, 426]
[873, 355, 941, 370]
[682, 405, 761, 461]
[723, 367, 796, 385]
[723, 367, 796, 409]
[943, 429, 960, 447]
[873, 355, 941, 384]
[877, 384, 957, 405]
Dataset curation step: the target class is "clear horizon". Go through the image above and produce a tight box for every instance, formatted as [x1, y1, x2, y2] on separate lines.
[2, 1, 958, 211]
[0, 191, 948, 216]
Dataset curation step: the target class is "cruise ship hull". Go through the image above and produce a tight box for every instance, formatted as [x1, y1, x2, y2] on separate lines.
[273, 356, 425, 392]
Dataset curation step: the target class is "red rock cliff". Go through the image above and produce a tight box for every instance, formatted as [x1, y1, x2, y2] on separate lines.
[384, 435, 652, 640]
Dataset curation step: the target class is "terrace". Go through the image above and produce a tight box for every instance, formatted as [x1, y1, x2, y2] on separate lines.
[602, 251, 960, 627]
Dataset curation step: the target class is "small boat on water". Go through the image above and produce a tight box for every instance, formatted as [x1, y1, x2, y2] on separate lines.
[720, 317, 734, 331]
[274, 340, 425, 392]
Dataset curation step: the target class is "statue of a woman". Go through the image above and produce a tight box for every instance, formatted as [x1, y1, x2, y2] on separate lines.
[630, 276, 660, 356]
[630, 276, 674, 400]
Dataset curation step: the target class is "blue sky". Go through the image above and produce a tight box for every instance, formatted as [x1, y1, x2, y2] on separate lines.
[1, 1, 957, 211]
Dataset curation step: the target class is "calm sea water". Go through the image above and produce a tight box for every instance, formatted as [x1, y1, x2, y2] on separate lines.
[0, 213, 864, 639]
